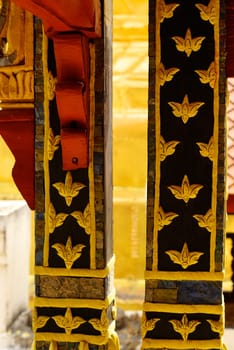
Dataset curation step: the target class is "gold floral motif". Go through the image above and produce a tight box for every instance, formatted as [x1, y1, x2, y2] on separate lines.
[32, 310, 49, 332]
[168, 94, 204, 124]
[53, 171, 86, 206]
[52, 308, 86, 335]
[169, 314, 201, 341]
[160, 136, 180, 161]
[166, 242, 204, 269]
[89, 309, 109, 336]
[157, 206, 178, 231]
[142, 312, 160, 338]
[159, 0, 180, 23]
[159, 63, 180, 86]
[196, 137, 214, 161]
[195, 62, 216, 88]
[168, 175, 203, 203]
[49, 202, 68, 234]
[172, 28, 205, 57]
[193, 209, 214, 232]
[207, 317, 224, 336]
[52, 236, 86, 269]
[47, 71, 57, 100]
[48, 128, 61, 161]
[71, 204, 91, 235]
[195, 0, 216, 25]
[0, 70, 34, 100]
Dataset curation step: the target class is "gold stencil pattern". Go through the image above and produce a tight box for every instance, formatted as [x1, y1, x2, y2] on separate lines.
[52, 308, 86, 335]
[160, 136, 180, 161]
[195, 0, 216, 25]
[52, 236, 86, 269]
[169, 314, 201, 341]
[48, 128, 61, 161]
[172, 28, 205, 57]
[49, 202, 68, 234]
[32, 310, 50, 332]
[89, 310, 109, 336]
[207, 317, 224, 335]
[159, 0, 180, 23]
[157, 206, 178, 231]
[71, 204, 91, 235]
[195, 62, 216, 88]
[196, 137, 214, 161]
[168, 175, 203, 203]
[166, 242, 204, 269]
[159, 63, 180, 86]
[193, 209, 214, 232]
[168, 94, 204, 124]
[142, 313, 160, 338]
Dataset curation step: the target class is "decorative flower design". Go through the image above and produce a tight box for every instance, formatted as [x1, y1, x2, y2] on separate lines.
[193, 209, 214, 232]
[195, 62, 216, 88]
[207, 317, 224, 336]
[159, 63, 180, 86]
[48, 202, 68, 234]
[169, 314, 201, 341]
[32, 309, 50, 332]
[48, 128, 60, 161]
[168, 175, 203, 203]
[196, 137, 214, 161]
[157, 206, 178, 231]
[159, 0, 179, 23]
[160, 136, 180, 161]
[89, 309, 109, 336]
[52, 236, 85, 269]
[168, 94, 204, 124]
[195, 0, 216, 25]
[71, 204, 91, 235]
[166, 242, 204, 269]
[142, 312, 160, 338]
[52, 308, 86, 335]
[172, 28, 205, 57]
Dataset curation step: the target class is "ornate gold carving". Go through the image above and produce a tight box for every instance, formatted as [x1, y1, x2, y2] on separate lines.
[48, 202, 68, 234]
[159, 0, 180, 23]
[160, 136, 180, 161]
[157, 206, 178, 231]
[195, 0, 216, 25]
[169, 314, 201, 341]
[52, 236, 86, 269]
[48, 128, 61, 161]
[52, 307, 86, 335]
[0, 70, 33, 100]
[52, 171, 86, 206]
[159, 63, 180, 86]
[196, 136, 214, 161]
[166, 242, 204, 269]
[71, 204, 91, 235]
[195, 62, 216, 88]
[89, 309, 109, 336]
[193, 209, 214, 232]
[207, 317, 224, 336]
[32, 310, 49, 332]
[168, 94, 204, 124]
[172, 28, 205, 57]
[168, 175, 203, 203]
[142, 312, 160, 338]
[47, 71, 57, 100]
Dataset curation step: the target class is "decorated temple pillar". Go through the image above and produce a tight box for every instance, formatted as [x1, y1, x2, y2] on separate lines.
[143, 0, 226, 349]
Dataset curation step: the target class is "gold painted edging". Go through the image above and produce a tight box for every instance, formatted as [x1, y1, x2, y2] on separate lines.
[143, 302, 223, 315]
[145, 270, 224, 281]
[142, 338, 221, 349]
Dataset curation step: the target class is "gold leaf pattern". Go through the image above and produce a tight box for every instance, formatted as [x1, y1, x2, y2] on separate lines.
[168, 175, 203, 203]
[166, 242, 204, 269]
[52, 236, 85, 269]
[207, 317, 224, 335]
[159, 0, 180, 23]
[195, 0, 216, 25]
[89, 309, 109, 336]
[172, 28, 205, 57]
[32, 310, 49, 332]
[52, 308, 86, 335]
[47, 71, 57, 100]
[193, 209, 214, 232]
[195, 62, 216, 88]
[159, 63, 180, 86]
[157, 206, 178, 231]
[168, 94, 204, 124]
[53, 171, 86, 206]
[196, 136, 214, 161]
[48, 128, 61, 161]
[160, 136, 180, 161]
[169, 314, 201, 341]
[71, 204, 91, 235]
[49, 202, 68, 234]
[142, 312, 160, 338]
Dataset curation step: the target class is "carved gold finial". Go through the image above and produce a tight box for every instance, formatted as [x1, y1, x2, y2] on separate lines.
[142, 312, 160, 338]
[89, 309, 109, 336]
[157, 206, 178, 231]
[159, 63, 180, 86]
[47, 71, 57, 100]
[168, 175, 203, 203]
[168, 94, 204, 124]
[207, 317, 224, 336]
[52, 171, 86, 206]
[71, 204, 91, 235]
[196, 136, 214, 161]
[160, 136, 180, 161]
[48, 128, 61, 161]
[159, 0, 179, 23]
[195, 0, 216, 25]
[48, 202, 68, 234]
[172, 28, 205, 57]
[169, 314, 201, 341]
[195, 62, 216, 88]
[193, 209, 214, 232]
[52, 308, 86, 335]
[32, 309, 49, 332]
[166, 242, 204, 269]
[52, 236, 86, 269]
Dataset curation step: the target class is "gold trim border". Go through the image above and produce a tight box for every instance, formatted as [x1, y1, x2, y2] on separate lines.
[142, 338, 222, 349]
[145, 270, 224, 281]
[143, 302, 223, 315]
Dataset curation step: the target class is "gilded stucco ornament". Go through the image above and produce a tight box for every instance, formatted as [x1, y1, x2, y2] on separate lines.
[52, 171, 86, 206]
[32, 309, 49, 332]
[89, 309, 109, 336]
[168, 175, 203, 203]
[169, 314, 201, 341]
[142, 312, 160, 338]
[159, 63, 180, 86]
[48, 202, 68, 234]
[168, 94, 204, 124]
[160, 136, 180, 161]
[193, 209, 215, 232]
[48, 128, 61, 161]
[52, 236, 86, 269]
[159, 0, 179, 23]
[195, 62, 216, 88]
[166, 242, 204, 269]
[47, 71, 57, 100]
[157, 206, 178, 231]
[195, 0, 216, 25]
[71, 204, 91, 235]
[52, 307, 86, 335]
[207, 317, 224, 336]
[172, 28, 205, 57]
[196, 136, 214, 161]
